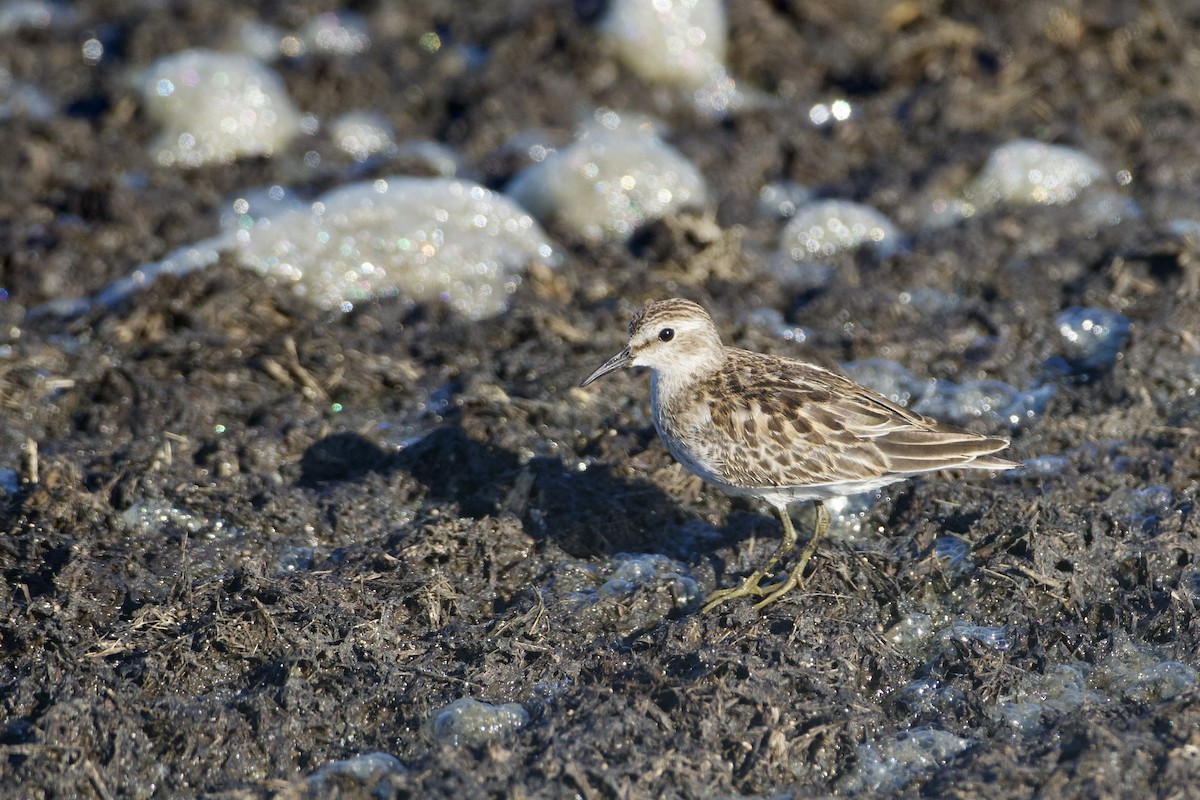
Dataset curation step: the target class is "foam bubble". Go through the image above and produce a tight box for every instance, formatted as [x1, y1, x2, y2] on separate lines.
[778, 200, 903, 260]
[508, 116, 706, 242]
[598, 0, 742, 116]
[569, 552, 702, 610]
[1050, 306, 1131, 373]
[307, 752, 405, 791]
[235, 177, 556, 318]
[137, 49, 302, 167]
[428, 698, 529, 747]
[842, 728, 971, 793]
[841, 359, 1051, 429]
[968, 139, 1108, 207]
[300, 11, 370, 56]
[330, 110, 397, 162]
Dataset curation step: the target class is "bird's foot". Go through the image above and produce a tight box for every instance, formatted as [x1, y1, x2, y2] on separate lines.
[703, 561, 811, 613]
[751, 570, 803, 611]
[701, 570, 773, 612]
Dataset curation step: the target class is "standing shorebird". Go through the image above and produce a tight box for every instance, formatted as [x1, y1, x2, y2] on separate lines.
[581, 298, 1019, 612]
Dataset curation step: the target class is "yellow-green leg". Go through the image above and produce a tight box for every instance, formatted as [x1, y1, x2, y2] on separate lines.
[753, 501, 829, 610]
[701, 507, 797, 612]
[703, 500, 829, 613]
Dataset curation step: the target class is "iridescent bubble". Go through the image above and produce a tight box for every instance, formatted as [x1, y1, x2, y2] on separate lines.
[81, 38, 103, 64]
[933, 536, 974, 575]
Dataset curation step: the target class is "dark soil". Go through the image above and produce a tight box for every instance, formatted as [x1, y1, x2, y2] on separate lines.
[3, 1, 1200, 797]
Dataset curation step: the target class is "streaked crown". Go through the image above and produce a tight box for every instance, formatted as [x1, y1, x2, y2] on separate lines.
[628, 298, 712, 338]
[626, 298, 725, 381]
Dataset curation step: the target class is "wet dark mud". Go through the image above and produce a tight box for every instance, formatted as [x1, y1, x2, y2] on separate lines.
[2, 1, 1200, 797]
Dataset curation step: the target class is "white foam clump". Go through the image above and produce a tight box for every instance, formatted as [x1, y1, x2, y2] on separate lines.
[232, 11, 370, 60]
[967, 139, 1107, 207]
[778, 200, 903, 260]
[299, 11, 371, 56]
[926, 140, 1137, 231]
[823, 490, 884, 539]
[599, 0, 742, 116]
[885, 613, 1010, 658]
[330, 110, 397, 162]
[938, 621, 1009, 651]
[507, 114, 707, 242]
[885, 612, 936, 652]
[234, 177, 556, 318]
[555, 552, 702, 636]
[1094, 640, 1200, 704]
[137, 49, 302, 167]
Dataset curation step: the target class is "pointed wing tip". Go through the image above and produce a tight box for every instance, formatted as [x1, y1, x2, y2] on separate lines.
[970, 454, 1022, 470]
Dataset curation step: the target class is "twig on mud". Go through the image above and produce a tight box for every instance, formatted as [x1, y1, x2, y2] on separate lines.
[254, 597, 280, 642]
[400, 667, 482, 690]
[489, 589, 548, 639]
[563, 762, 601, 800]
[84, 758, 115, 800]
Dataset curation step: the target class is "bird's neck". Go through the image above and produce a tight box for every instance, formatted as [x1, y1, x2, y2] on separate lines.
[649, 346, 726, 406]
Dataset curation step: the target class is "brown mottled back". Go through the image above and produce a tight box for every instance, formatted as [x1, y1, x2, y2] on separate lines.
[656, 347, 1014, 492]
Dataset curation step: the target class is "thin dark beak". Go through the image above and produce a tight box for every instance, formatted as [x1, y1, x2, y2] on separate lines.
[580, 346, 632, 387]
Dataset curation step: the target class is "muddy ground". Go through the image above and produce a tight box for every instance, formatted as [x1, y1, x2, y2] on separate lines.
[3, 0, 1200, 797]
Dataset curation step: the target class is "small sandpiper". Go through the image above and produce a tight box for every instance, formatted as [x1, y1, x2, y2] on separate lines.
[581, 298, 1018, 612]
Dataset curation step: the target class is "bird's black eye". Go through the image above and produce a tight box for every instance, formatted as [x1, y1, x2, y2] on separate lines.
[659, 328, 674, 342]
